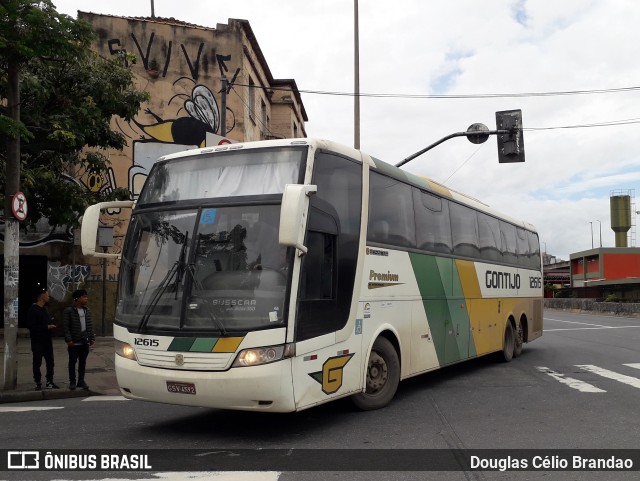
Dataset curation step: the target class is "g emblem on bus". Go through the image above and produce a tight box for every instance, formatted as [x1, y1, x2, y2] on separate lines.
[174, 354, 185, 366]
[309, 354, 354, 395]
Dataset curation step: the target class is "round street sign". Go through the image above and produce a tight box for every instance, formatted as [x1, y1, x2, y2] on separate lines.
[11, 191, 28, 221]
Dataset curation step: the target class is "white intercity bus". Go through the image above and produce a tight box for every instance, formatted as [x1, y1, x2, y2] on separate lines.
[81, 138, 543, 412]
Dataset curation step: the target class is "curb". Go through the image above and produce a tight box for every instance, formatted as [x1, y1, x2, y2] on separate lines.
[0, 388, 95, 404]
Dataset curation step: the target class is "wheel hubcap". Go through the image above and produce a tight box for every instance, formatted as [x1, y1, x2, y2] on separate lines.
[366, 351, 388, 392]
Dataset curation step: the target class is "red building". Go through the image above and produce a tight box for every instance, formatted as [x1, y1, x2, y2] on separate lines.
[570, 247, 640, 299]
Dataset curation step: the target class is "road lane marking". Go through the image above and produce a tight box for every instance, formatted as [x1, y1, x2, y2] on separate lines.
[535, 366, 606, 393]
[576, 365, 640, 389]
[98, 473, 281, 480]
[544, 318, 609, 327]
[544, 325, 640, 332]
[624, 363, 640, 370]
[0, 406, 64, 412]
[82, 396, 130, 402]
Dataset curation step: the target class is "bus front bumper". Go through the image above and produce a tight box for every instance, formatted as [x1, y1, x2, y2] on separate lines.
[115, 356, 296, 412]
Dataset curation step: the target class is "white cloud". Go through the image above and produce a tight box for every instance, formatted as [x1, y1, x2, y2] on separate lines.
[53, 0, 640, 260]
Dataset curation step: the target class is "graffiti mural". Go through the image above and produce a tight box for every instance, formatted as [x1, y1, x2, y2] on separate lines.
[47, 262, 91, 301]
[133, 80, 235, 147]
[2, 22, 241, 247]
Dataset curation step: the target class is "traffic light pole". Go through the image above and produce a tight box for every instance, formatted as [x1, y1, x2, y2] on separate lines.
[396, 129, 510, 168]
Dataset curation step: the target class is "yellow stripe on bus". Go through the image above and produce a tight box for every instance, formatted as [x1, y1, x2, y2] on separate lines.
[212, 337, 244, 353]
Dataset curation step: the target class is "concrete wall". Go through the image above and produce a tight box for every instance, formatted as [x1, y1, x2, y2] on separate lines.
[545, 298, 640, 317]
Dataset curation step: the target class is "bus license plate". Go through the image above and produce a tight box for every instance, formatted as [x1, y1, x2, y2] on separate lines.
[166, 381, 196, 395]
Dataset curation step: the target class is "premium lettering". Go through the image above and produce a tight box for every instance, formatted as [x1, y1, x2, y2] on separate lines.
[369, 270, 399, 282]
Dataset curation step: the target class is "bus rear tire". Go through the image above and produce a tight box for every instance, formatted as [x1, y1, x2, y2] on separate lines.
[500, 322, 515, 362]
[513, 320, 523, 358]
[352, 336, 400, 411]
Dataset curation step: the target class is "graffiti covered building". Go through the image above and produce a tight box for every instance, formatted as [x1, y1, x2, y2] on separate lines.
[3, 12, 307, 331]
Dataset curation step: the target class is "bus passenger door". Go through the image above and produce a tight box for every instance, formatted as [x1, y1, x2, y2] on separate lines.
[291, 150, 363, 409]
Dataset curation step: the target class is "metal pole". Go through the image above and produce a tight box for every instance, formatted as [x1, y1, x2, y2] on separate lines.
[102, 247, 107, 336]
[221, 76, 227, 137]
[354, 0, 360, 150]
[150, 0, 155, 18]
[396, 129, 510, 168]
[596, 220, 602, 247]
[589, 222, 594, 249]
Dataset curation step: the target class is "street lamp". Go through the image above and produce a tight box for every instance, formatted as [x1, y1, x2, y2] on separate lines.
[595, 220, 602, 247]
[589, 221, 593, 249]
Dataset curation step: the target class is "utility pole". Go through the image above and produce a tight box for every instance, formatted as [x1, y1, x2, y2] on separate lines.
[353, 0, 360, 150]
[150, 0, 155, 18]
[3, 64, 21, 390]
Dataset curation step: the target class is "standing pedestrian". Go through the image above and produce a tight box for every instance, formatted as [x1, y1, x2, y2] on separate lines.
[27, 289, 59, 390]
[63, 289, 95, 390]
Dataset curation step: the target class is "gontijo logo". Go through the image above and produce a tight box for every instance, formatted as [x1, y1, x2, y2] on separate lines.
[309, 354, 355, 394]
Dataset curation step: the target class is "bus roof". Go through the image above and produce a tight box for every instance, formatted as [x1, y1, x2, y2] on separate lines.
[156, 138, 537, 233]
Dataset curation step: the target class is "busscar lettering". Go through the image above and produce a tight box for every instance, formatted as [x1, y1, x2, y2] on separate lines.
[485, 270, 521, 289]
[211, 299, 257, 307]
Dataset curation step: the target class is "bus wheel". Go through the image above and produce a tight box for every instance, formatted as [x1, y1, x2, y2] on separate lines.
[352, 336, 400, 410]
[500, 322, 515, 362]
[513, 321, 523, 358]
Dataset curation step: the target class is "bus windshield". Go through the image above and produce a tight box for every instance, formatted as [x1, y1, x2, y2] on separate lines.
[117, 205, 289, 334]
[138, 147, 305, 204]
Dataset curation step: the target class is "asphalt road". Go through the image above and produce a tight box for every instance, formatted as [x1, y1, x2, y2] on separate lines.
[2, 309, 640, 481]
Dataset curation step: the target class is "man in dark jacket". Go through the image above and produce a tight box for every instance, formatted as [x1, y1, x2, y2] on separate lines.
[27, 289, 59, 390]
[63, 289, 95, 390]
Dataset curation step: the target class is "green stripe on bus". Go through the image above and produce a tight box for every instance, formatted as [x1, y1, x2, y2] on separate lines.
[190, 338, 219, 352]
[168, 338, 196, 351]
[409, 253, 476, 365]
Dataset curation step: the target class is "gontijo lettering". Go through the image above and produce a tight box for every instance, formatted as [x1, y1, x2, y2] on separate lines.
[485, 270, 521, 289]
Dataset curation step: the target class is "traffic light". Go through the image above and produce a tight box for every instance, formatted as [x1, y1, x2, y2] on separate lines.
[495, 109, 525, 163]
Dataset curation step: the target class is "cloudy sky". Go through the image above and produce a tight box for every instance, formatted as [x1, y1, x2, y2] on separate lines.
[53, 0, 640, 261]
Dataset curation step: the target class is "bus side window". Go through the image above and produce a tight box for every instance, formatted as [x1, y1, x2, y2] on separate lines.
[450, 202, 480, 259]
[500, 221, 518, 265]
[477, 212, 503, 263]
[517, 228, 530, 266]
[299, 231, 335, 300]
[368, 171, 415, 248]
[528, 231, 541, 268]
[413, 189, 453, 254]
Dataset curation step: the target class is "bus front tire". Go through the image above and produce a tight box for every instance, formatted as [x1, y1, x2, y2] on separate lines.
[500, 322, 515, 362]
[352, 336, 400, 411]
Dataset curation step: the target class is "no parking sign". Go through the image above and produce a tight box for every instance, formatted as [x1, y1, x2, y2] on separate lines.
[11, 191, 28, 221]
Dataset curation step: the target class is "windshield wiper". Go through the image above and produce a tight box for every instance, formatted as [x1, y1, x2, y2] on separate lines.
[137, 231, 228, 336]
[137, 230, 189, 332]
[184, 261, 228, 336]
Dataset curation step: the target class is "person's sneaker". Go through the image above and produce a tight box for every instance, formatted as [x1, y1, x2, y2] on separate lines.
[77, 381, 89, 390]
[45, 382, 60, 389]
[69, 382, 77, 390]
[35, 383, 42, 391]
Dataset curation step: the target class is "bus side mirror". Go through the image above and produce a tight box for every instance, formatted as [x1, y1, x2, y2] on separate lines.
[279, 184, 317, 255]
[81, 200, 135, 258]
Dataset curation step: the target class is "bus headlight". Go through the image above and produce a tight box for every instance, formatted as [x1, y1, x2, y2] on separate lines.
[232, 344, 295, 367]
[115, 340, 137, 361]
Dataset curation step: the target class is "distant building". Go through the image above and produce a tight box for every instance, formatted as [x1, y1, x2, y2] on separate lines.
[570, 247, 640, 299]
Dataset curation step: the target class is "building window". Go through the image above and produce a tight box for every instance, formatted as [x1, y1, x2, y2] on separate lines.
[248, 76, 255, 122]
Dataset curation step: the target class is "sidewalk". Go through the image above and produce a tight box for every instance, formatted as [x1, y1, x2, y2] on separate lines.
[0, 334, 120, 403]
